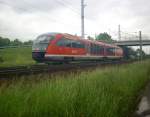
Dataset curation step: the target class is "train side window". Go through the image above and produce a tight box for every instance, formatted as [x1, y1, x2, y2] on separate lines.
[92, 44, 98, 54]
[71, 41, 78, 48]
[77, 41, 85, 48]
[91, 45, 93, 54]
[97, 45, 104, 54]
[56, 38, 71, 47]
[101, 47, 104, 53]
[57, 38, 85, 48]
[71, 41, 77, 48]
[93, 44, 96, 54]
[56, 38, 67, 47]
[65, 40, 72, 47]
[80, 42, 85, 48]
[85, 44, 90, 53]
[107, 48, 115, 54]
[56, 38, 72, 48]
[90, 44, 104, 55]
[71, 40, 85, 48]
[96, 45, 99, 54]
[90, 44, 95, 54]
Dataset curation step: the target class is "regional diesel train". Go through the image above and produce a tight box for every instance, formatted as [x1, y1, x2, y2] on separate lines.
[32, 32, 123, 63]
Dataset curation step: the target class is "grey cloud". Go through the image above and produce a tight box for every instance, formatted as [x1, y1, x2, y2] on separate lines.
[0, 0, 150, 41]
[85, 0, 150, 19]
[0, 0, 65, 13]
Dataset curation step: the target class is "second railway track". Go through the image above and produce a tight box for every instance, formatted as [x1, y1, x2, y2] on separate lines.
[0, 60, 133, 79]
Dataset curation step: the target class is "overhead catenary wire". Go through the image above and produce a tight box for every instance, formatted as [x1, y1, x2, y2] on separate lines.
[0, 1, 30, 12]
[0, 0, 79, 28]
[59, 0, 79, 10]
[20, 0, 80, 27]
[55, 0, 80, 16]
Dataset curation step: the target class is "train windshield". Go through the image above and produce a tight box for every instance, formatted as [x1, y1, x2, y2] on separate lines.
[34, 35, 54, 43]
[32, 35, 55, 51]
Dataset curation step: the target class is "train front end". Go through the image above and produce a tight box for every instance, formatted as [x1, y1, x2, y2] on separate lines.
[32, 34, 55, 62]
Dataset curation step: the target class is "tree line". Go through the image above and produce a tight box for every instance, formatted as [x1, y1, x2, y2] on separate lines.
[0, 36, 33, 47]
[87, 32, 114, 43]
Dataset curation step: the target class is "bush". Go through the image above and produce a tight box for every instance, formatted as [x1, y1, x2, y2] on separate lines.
[0, 56, 4, 63]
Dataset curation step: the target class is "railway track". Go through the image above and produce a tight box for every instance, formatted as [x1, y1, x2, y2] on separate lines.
[0, 60, 133, 79]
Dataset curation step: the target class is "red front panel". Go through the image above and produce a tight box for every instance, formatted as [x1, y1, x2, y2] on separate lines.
[46, 45, 86, 55]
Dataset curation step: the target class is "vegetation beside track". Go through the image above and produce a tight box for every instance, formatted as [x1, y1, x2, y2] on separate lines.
[0, 47, 35, 67]
[0, 60, 150, 117]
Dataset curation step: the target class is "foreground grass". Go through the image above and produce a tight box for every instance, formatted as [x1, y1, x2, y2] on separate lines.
[0, 47, 35, 67]
[0, 61, 150, 117]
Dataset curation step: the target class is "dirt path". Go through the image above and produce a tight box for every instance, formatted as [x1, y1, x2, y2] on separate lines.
[134, 83, 150, 117]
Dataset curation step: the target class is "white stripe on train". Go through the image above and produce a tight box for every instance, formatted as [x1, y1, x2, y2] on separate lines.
[45, 54, 122, 58]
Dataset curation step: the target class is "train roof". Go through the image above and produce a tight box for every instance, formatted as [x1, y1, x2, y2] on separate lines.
[84, 39, 119, 48]
[38, 32, 81, 40]
[63, 33, 81, 40]
[37, 32, 121, 49]
[38, 32, 60, 36]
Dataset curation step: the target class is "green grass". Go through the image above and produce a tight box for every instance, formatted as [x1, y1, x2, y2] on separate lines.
[0, 60, 150, 117]
[0, 47, 35, 67]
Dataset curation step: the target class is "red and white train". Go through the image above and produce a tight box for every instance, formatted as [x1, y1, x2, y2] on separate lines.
[32, 32, 123, 62]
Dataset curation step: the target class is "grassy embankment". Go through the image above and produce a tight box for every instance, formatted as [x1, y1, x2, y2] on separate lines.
[0, 60, 150, 117]
[0, 47, 35, 67]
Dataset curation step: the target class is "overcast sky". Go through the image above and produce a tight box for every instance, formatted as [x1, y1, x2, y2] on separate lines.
[0, 0, 150, 42]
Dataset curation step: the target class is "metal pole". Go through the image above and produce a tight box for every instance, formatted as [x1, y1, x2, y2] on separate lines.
[81, 0, 85, 38]
[118, 25, 121, 41]
[139, 31, 142, 60]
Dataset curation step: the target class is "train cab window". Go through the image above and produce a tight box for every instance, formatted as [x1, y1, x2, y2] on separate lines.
[32, 35, 55, 51]
[35, 35, 55, 44]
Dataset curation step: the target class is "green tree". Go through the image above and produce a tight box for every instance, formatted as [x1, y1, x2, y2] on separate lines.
[136, 49, 146, 58]
[0, 37, 10, 46]
[11, 39, 22, 46]
[23, 40, 33, 45]
[96, 32, 114, 43]
[87, 36, 94, 40]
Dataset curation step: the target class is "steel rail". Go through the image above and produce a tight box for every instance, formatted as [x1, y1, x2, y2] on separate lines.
[0, 60, 133, 79]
